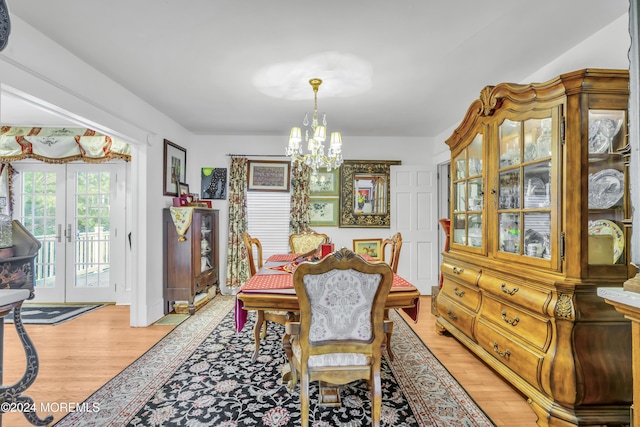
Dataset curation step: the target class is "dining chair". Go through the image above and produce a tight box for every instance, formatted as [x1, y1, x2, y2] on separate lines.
[380, 232, 402, 360]
[381, 232, 402, 273]
[243, 231, 288, 361]
[289, 229, 329, 254]
[284, 247, 393, 427]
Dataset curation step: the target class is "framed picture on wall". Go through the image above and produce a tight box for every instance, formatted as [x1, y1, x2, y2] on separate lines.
[163, 139, 187, 196]
[247, 160, 291, 192]
[201, 167, 227, 199]
[309, 197, 339, 226]
[309, 168, 339, 196]
[352, 238, 383, 260]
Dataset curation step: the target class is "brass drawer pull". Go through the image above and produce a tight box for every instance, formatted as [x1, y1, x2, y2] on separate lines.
[446, 310, 457, 320]
[493, 341, 511, 358]
[501, 310, 520, 326]
[454, 287, 466, 297]
[500, 283, 519, 295]
[452, 266, 465, 275]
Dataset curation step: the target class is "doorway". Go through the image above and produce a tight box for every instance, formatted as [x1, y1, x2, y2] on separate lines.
[11, 161, 126, 303]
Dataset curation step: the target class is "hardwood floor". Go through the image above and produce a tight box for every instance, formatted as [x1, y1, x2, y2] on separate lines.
[1, 297, 539, 426]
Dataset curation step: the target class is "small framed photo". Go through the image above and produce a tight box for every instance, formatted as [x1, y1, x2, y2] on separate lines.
[178, 182, 190, 197]
[247, 160, 291, 192]
[309, 198, 339, 226]
[353, 238, 383, 260]
[309, 168, 339, 196]
[163, 139, 187, 196]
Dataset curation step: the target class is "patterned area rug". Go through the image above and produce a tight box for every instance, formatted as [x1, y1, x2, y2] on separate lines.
[55, 296, 495, 427]
[4, 304, 104, 325]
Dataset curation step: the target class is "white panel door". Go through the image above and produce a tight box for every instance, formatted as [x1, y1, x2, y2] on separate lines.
[390, 165, 438, 295]
[12, 162, 125, 303]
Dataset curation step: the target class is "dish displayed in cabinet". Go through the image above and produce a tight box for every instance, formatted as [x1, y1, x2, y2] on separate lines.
[588, 119, 622, 153]
[588, 169, 624, 209]
[588, 219, 624, 263]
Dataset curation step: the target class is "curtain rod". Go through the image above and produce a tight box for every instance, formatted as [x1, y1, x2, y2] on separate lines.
[226, 153, 288, 158]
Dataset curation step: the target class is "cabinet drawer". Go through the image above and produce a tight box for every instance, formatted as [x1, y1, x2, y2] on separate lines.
[195, 267, 217, 293]
[441, 277, 481, 312]
[437, 294, 477, 338]
[476, 319, 544, 390]
[441, 261, 481, 286]
[480, 295, 552, 351]
[478, 274, 552, 315]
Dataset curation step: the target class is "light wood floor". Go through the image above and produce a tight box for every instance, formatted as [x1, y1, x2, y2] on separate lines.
[1, 297, 539, 426]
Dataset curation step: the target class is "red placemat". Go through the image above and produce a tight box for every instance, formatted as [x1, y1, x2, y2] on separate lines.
[267, 254, 299, 262]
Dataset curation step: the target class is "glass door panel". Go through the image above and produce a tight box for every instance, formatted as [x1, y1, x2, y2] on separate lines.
[499, 119, 521, 168]
[450, 133, 484, 251]
[499, 170, 520, 210]
[497, 113, 555, 262]
[452, 214, 466, 245]
[587, 109, 626, 265]
[499, 212, 520, 254]
[524, 213, 551, 259]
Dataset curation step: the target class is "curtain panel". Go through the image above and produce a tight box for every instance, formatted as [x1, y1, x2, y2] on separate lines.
[226, 157, 250, 292]
[289, 161, 311, 234]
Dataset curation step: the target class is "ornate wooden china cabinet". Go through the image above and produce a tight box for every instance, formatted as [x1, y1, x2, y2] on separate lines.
[437, 69, 634, 427]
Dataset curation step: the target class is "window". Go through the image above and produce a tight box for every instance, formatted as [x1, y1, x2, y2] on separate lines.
[246, 191, 290, 259]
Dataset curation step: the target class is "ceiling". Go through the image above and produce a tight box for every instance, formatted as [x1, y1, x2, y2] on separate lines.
[1, 0, 630, 139]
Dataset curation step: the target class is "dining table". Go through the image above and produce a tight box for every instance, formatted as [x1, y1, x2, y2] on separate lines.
[235, 253, 421, 362]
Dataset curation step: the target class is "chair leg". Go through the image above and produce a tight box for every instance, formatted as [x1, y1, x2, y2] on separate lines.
[300, 374, 310, 427]
[252, 310, 265, 362]
[384, 309, 394, 361]
[260, 319, 267, 339]
[282, 333, 298, 391]
[371, 363, 383, 427]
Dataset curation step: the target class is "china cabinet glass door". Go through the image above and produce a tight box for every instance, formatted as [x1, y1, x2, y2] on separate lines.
[587, 109, 627, 266]
[497, 114, 555, 265]
[452, 133, 484, 250]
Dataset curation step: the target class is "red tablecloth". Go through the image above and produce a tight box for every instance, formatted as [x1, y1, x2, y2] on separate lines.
[235, 259, 420, 332]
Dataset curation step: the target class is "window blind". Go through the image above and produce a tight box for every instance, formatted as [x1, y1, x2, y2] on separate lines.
[246, 191, 291, 261]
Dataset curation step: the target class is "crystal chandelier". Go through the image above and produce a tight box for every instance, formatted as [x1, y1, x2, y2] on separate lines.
[286, 78, 343, 175]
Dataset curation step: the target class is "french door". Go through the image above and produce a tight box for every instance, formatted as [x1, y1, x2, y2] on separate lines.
[12, 162, 126, 303]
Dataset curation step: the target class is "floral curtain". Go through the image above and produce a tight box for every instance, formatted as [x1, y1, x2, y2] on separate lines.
[289, 161, 311, 234]
[226, 156, 250, 292]
[0, 127, 131, 163]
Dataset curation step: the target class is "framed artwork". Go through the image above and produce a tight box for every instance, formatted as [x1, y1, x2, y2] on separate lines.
[309, 168, 339, 196]
[178, 182, 190, 196]
[339, 160, 401, 228]
[201, 167, 227, 199]
[353, 238, 383, 260]
[247, 160, 291, 192]
[309, 197, 339, 226]
[163, 139, 187, 196]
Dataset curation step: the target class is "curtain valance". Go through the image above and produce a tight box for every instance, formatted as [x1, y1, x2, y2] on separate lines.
[0, 126, 131, 163]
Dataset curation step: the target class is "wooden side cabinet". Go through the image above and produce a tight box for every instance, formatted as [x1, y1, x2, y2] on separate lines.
[163, 207, 219, 314]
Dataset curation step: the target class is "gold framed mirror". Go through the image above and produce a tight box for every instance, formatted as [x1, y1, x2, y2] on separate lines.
[339, 160, 401, 228]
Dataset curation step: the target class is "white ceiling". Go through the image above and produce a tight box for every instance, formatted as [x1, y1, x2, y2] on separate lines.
[1, 0, 630, 139]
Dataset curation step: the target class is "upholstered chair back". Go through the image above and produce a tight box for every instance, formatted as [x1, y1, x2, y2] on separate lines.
[289, 229, 329, 254]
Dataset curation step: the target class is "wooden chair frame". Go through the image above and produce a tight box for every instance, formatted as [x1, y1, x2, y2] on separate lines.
[284, 247, 393, 427]
[381, 232, 402, 273]
[243, 231, 288, 361]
